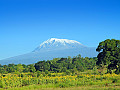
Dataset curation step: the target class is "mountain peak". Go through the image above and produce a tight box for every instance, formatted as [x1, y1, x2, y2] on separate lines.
[41, 38, 82, 45]
[33, 38, 85, 52]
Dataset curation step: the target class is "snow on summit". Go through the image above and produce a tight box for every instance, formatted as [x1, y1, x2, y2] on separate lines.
[40, 38, 82, 47]
[33, 38, 85, 52]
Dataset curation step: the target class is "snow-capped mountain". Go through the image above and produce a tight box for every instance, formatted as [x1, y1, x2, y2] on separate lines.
[33, 38, 85, 52]
[0, 38, 98, 65]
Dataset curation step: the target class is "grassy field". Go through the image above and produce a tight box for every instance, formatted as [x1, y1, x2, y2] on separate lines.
[0, 72, 120, 90]
[0, 84, 120, 90]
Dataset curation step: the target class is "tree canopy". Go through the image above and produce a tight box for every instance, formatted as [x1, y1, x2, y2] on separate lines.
[96, 39, 120, 73]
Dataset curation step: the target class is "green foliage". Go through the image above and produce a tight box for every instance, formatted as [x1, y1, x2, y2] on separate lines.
[45, 70, 49, 74]
[28, 64, 36, 73]
[36, 71, 41, 77]
[34, 55, 97, 74]
[93, 66, 99, 75]
[96, 39, 120, 74]
[0, 54, 97, 74]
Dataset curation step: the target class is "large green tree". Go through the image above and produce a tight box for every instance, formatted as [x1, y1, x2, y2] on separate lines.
[96, 39, 120, 73]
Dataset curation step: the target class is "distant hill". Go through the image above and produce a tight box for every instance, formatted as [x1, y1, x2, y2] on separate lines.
[0, 38, 98, 65]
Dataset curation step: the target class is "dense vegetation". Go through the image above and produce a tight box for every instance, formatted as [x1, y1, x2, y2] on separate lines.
[0, 39, 120, 89]
[96, 39, 120, 74]
[0, 55, 97, 74]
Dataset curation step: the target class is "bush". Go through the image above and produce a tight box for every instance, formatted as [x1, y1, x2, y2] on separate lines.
[45, 70, 49, 74]
[58, 83, 69, 88]
[22, 80, 29, 86]
[36, 71, 41, 77]
[112, 78, 118, 83]
[65, 70, 71, 75]
[18, 73, 24, 77]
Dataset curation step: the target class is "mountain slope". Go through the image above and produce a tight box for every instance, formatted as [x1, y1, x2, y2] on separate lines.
[0, 38, 98, 65]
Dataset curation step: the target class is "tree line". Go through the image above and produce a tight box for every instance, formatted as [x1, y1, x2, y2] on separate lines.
[0, 55, 97, 74]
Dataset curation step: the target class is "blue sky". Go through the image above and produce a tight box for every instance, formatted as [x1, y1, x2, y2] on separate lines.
[0, 0, 120, 60]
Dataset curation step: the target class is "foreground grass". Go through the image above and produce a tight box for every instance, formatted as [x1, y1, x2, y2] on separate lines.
[0, 84, 120, 90]
[0, 72, 120, 89]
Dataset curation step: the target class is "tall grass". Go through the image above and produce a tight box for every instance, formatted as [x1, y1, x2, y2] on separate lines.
[0, 72, 120, 89]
